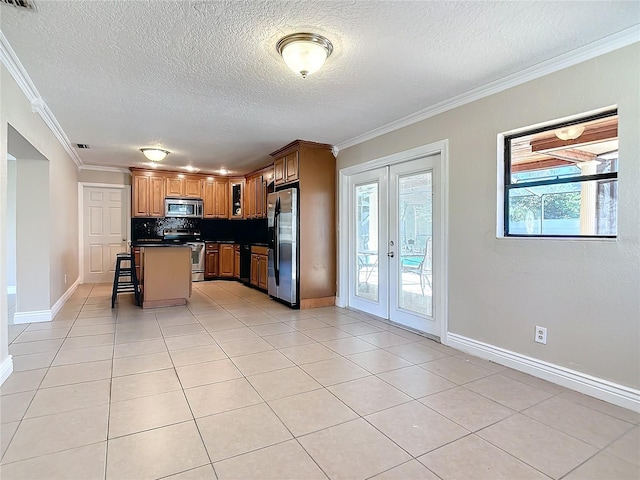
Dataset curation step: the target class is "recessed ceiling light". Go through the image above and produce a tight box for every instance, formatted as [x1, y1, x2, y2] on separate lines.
[218, 168, 228, 175]
[140, 148, 169, 161]
[183, 165, 199, 173]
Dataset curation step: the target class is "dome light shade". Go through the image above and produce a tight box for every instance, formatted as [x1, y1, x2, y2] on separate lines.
[140, 148, 169, 161]
[277, 33, 333, 78]
[555, 125, 585, 141]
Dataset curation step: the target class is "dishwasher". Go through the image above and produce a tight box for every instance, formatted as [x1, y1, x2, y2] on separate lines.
[240, 244, 251, 285]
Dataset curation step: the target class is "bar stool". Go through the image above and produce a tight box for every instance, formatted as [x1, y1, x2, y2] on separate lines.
[111, 251, 141, 308]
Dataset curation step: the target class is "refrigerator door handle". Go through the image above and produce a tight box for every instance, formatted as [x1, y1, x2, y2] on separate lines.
[274, 197, 280, 286]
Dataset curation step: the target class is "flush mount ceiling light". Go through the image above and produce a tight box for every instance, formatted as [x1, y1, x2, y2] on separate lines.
[140, 148, 169, 162]
[554, 125, 586, 141]
[276, 32, 333, 78]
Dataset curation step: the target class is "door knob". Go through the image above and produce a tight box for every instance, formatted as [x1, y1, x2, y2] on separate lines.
[387, 252, 394, 258]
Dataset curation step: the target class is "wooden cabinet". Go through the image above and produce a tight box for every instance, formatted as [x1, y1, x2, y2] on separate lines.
[219, 244, 235, 278]
[250, 253, 259, 286]
[165, 175, 202, 198]
[269, 140, 336, 308]
[274, 151, 299, 186]
[250, 245, 268, 290]
[234, 245, 240, 279]
[258, 255, 268, 290]
[205, 243, 219, 279]
[132, 171, 165, 217]
[274, 157, 285, 185]
[131, 167, 271, 220]
[245, 173, 269, 219]
[229, 178, 244, 219]
[245, 177, 255, 218]
[285, 152, 299, 183]
[203, 178, 228, 218]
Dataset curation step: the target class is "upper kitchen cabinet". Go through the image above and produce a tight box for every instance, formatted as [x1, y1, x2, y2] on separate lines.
[165, 175, 202, 198]
[203, 177, 229, 218]
[131, 169, 166, 217]
[244, 165, 273, 219]
[269, 140, 336, 309]
[274, 151, 299, 186]
[229, 178, 245, 219]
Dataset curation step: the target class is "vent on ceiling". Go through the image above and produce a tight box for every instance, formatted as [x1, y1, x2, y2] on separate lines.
[76, 144, 90, 149]
[1, 0, 37, 11]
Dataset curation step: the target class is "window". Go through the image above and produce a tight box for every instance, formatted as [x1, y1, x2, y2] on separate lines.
[504, 110, 618, 237]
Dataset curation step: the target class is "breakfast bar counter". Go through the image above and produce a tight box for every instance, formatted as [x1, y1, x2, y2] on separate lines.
[138, 245, 192, 308]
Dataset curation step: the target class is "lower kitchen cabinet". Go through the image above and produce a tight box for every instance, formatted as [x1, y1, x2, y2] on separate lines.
[250, 246, 268, 291]
[205, 243, 219, 279]
[219, 244, 235, 278]
[250, 254, 259, 286]
[258, 255, 268, 290]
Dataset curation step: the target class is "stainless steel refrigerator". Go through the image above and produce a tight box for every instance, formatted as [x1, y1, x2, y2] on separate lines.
[267, 188, 298, 307]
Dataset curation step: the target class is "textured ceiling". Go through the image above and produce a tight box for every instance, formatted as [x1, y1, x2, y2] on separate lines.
[1, 1, 638, 174]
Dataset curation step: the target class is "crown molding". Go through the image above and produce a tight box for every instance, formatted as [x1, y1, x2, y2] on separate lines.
[0, 29, 83, 169]
[336, 25, 640, 151]
[80, 165, 131, 174]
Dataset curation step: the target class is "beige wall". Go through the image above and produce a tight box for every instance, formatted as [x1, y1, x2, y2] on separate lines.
[338, 45, 640, 389]
[78, 169, 131, 185]
[0, 64, 7, 363]
[15, 157, 50, 311]
[1, 65, 79, 369]
[7, 159, 16, 288]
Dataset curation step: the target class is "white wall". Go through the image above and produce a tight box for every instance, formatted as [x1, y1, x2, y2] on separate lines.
[338, 45, 640, 390]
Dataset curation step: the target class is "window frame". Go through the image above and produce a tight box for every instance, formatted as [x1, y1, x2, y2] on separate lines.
[503, 109, 618, 238]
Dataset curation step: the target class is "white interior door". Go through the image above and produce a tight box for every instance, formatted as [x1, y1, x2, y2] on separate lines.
[83, 187, 127, 283]
[348, 168, 388, 318]
[389, 157, 438, 335]
[348, 154, 441, 338]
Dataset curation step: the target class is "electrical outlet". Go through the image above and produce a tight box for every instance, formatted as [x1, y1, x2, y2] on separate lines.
[535, 326, 547, 344]
[64, 274, 67, 284]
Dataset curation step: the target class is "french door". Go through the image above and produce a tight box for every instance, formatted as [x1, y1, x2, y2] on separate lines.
[348, 155, 440, 337]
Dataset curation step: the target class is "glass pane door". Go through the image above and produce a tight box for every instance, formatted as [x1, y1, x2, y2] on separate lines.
[348, 168, 388, 318]
[389, 156, 439, 336]
[397, 171, 432, 316]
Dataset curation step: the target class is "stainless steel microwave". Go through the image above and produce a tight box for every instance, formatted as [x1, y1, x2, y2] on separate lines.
[164, 198, 203, 218]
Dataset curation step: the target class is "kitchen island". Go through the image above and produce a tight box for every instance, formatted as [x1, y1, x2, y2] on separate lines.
[135, 245, 192, 308]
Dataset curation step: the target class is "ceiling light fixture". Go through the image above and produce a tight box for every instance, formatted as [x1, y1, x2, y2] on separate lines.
[218, 168, 228, 175]
[554, 125, 585, 141]
[276, 32, 333, 78]
[140, 148, 169, 162]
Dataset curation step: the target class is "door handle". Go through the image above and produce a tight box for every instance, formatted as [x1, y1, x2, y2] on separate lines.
[388, 252, 394, 258]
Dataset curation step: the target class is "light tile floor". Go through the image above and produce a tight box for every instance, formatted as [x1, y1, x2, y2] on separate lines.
[1, 281, 639, 480]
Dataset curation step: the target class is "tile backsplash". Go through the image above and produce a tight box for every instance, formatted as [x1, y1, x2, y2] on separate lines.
[132, 218, 200, 239]
[131, 218, 268, 244]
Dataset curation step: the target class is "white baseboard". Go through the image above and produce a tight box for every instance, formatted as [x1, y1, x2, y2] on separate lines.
[7, 286, 16, 295]
[447, 333, 640, 413]
[11, 279, 79, 325]
[51, 279, 79, 319]
[335, 295, 345, 308]
[13, 309, 51, 324]
[0, 355, 14, 386]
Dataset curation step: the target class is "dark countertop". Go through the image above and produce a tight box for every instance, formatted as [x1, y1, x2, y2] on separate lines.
[132, 242, 192, 248]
